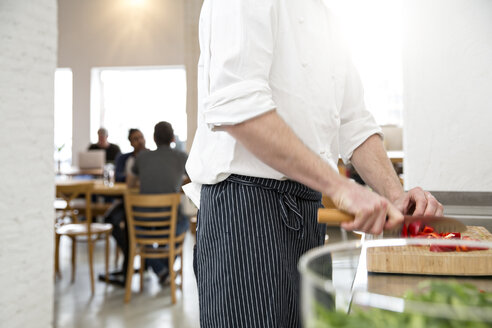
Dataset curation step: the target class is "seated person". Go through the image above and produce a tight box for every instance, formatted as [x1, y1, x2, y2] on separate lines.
[88, 127, 121, 163]
[114, 128, 148, 183]
[128, 121, 189, 283]
[103, 122, 188, 285]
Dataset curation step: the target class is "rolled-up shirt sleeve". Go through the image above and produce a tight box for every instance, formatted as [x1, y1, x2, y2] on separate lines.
[203, 0, 277, 128]
[339, 60, 383, 164]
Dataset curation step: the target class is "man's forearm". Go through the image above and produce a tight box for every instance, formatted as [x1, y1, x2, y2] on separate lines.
[220, 110, 347, 198]
[222, 110, 408, 233]
[350, 134, 404, 202]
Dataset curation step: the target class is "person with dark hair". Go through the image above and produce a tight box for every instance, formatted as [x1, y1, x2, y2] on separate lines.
[114, 129, 148, 183]
[101, 122, 188, 286]
[88, 127, 121, 163]
[152, 121, 175, 146]
[100, 122, 185, 284]
[126, 121, 186, 193]
[125, 121, 188, 282]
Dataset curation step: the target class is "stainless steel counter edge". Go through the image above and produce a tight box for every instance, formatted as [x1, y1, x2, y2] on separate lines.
[427, 192, 492, 231]
[430, 191, 492, 207]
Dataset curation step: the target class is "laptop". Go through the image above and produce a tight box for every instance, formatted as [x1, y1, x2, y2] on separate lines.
[78, 150, 105, 169]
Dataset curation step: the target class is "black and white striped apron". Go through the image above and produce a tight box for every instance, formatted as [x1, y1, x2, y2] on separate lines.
[194, 174, 326, 327]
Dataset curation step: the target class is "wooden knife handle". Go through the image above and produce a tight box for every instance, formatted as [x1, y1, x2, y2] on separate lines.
[318, 208, 354, 225]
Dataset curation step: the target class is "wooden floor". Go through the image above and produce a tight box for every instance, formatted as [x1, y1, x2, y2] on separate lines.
[54, 231, 200, 328]
[53, 225, 353, 327]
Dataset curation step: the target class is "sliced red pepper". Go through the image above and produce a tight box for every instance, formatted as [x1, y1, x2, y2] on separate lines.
[408, 221, 423, 237]
[405, 224, 487, 252]
[422, 226, 434, 234]
[442, 233, 460, 239]
[430, 244, 456, 252]
[401, 224, 408, 237]
[462, 237, 489, 250]
[417, 232, 440, 239]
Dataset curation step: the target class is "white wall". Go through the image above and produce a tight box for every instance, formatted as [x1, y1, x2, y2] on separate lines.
[184, 0, 203, 152]
[0, 1, 57, 327]
[58, 0, 202, 162]
[403, 0, 492, 192]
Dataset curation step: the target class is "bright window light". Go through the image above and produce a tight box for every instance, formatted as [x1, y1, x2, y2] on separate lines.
[54, 68, 73, 165]
[128, 0, 145, 6]
[326, 0, 403, 126]
[90, 66, 187, 154]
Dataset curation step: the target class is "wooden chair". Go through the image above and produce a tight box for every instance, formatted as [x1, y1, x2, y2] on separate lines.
[124, 193, 185, 304]
[54, 188, 112, 226]
[54, 182, 113, 294]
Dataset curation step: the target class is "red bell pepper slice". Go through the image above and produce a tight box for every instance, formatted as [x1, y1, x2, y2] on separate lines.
[430, 244, 456, 252]
[402, 221, 487, 252]
[408, 221, 423, 237]
[401, 224, 408, 237]
[442, 233, 460, 239]
[462, 236, 489, 250]
[422, 226, 434, 234]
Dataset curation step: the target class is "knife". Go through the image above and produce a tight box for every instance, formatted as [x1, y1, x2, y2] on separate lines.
[317, 208, 466, 235]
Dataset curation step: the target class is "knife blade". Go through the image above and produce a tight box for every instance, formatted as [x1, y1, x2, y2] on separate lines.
[317, 208, 466, 235]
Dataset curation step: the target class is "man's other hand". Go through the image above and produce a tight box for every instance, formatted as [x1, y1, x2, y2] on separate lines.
[331, 180, 404, 235]
[393, 187, 444, 217]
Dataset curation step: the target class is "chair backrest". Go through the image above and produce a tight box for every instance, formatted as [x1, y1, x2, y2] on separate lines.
[56, 182, 94, 227]
[124, 193, 181, 249]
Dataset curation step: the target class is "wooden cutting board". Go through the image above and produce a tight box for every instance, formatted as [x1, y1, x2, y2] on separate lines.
[366, 226, 492, 276]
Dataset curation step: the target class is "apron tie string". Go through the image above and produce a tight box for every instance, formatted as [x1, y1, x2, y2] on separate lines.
[228, 175, 307, 239]
[278, 191, 305, 239]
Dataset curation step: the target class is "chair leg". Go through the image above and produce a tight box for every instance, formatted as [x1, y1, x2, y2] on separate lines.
[55, 234, 61, 278]
[139, 255, 144, 292]
[179, 250, 183, 291]
[170, 254, 176, 304]
[105, 233, 110, 283]
[124, 248, 135, 303]
[71, 236, 77, 283]
[88, 236, 95, 295]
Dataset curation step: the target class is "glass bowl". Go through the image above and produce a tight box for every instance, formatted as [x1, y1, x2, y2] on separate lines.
[298, 237, 492, 327]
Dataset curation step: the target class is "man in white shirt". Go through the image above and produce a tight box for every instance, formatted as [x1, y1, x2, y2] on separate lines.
[184, 1, 443, 326]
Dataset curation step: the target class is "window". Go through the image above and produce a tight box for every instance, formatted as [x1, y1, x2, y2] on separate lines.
[326, 0, 403, 126]
[54, 68, 73, 167]
[90, 66, 187, 153]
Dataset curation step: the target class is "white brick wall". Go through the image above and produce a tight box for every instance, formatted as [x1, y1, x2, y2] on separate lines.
[0, 1, 57, 327]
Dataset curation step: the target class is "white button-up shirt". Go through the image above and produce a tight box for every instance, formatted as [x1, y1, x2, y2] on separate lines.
[184, 0, 382, 207]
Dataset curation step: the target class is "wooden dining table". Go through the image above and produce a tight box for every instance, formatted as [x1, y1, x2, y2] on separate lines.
[55, 179, 129, 196]
[55, 179, 133, 222]
[57, 166, 104, 177]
